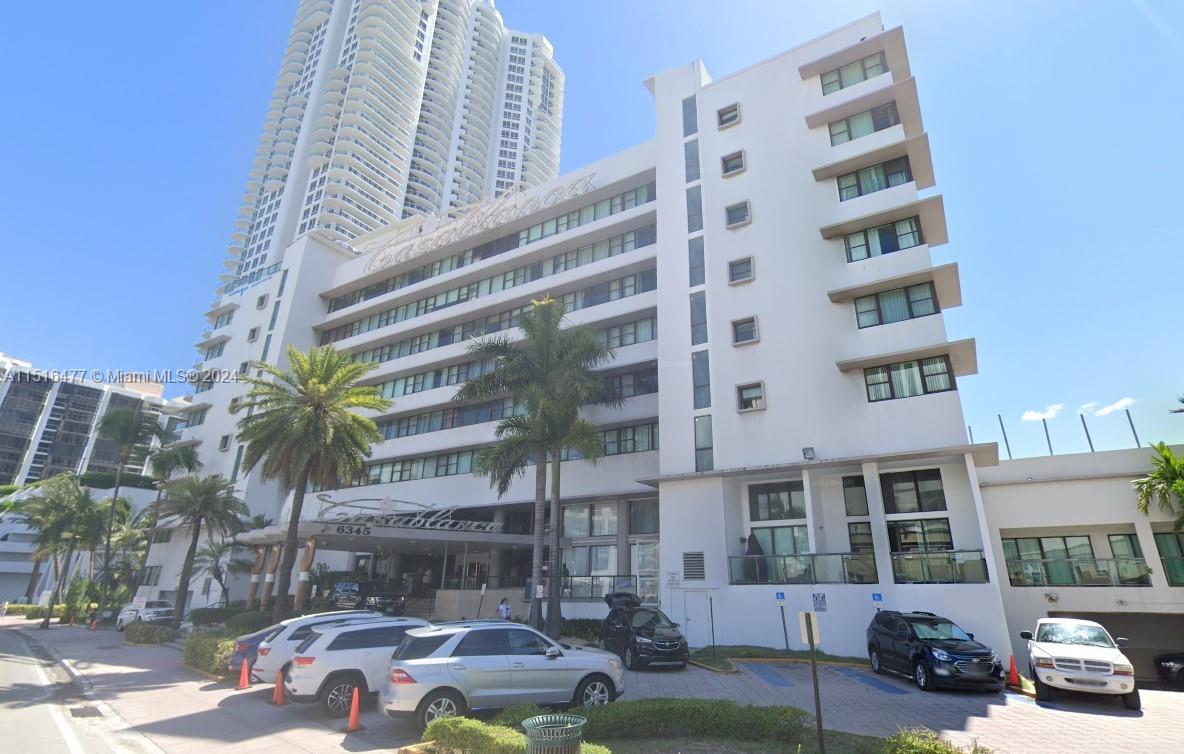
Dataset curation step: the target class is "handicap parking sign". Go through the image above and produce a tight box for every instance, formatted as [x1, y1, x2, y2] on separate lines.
[775, 591, 785, 606]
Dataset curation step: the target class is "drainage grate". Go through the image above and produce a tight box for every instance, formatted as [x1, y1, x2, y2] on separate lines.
[69, 706, 102, 718]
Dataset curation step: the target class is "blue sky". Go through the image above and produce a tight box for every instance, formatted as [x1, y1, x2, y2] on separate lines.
[1, 0, 1180, 459]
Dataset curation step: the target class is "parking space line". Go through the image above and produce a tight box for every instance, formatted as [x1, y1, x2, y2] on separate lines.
[834, 666, 910, 695]
[740, 662, 794, 688]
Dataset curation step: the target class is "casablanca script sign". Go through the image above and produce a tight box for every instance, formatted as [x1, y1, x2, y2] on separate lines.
[314, 493, 503, 536]
[359, 172, 598, 275]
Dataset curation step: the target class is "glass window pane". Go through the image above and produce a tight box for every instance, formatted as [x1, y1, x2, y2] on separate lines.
[592, 503, 618, 536]
[563, 504, 591, 538]
[843, 476, 869, 516]
[839, 60, 864, 87]
[774, 526, 799, 555]
[686, 186, 703, 233]
[630, 500, 659, 534]
[848, 111, 875, 139]
[889, 362, 924, 398]
[684, 140, 700, 182]
[690, 292, 708, 345]
[908, 284, 936, 316]
[878, 289, 910, 323]
[916, 470, 946, 511]
[922, 519, 953, 550]
[921, 358, 951, 393]
[682, 96, 698, 137]
[855, 296, 879, 328]
[845, 231, 869, 261]
[688, 237, 705, 286]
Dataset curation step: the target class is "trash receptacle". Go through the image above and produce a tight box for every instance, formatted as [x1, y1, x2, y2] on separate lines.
[521, 713, 587, 754]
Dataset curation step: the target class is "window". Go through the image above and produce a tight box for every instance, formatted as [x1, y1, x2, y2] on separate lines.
[508, 629, 552, 656]
[394, 633, 450, 661]
[887, 518, 953, 552]
[218, 434, 231, 451]
[752, 525, 809, 555]
[1153, 532, 1184, 585]
[821, 51, 888, 95]
[865, 357, 954, 402]
[731, 317, 758, 344]
[721, 151, 745, 176]
[849, 522, 875, 553]
[690, 292, 708, 345]
[717, 103, 741, 128]
[683, 552, 706, 580]
[256, 294, 269, 309]
[686, 186, 703, 233]
[630, 499, 659, 534]
[837, 158, 912, 201]
[725, 201, 751, 227]
[150, 529, 172, 545]
[204, 342, 224, 361]
[880, 469, 946, 513]
[829, 102, 900, 145]
[843, 476, 869, 516]
[684, 140, 700, 182]
[855, 283, 938, 328]
[247, 327, 260, 343]
[1108, 534, 1142, 559]
[238, 361, 249, 376]
[844, 217, 923, 262]
[694, 415, 713, 472]
[453, 629, 509, 657]
[682, 95, 698, 137]
[749, 481, 805, 521]
[142, 566, 161, 586]
[737, 382, 764, 411]
[728, 257, 753, 283]
[631, 540, 660, 603]
[692, 351, 711, 409]
[563, 502, 617, 537]
[688, 237, 705, 286]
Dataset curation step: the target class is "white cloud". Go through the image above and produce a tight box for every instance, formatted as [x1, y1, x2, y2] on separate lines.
[1095, 397, 1135, 417]
[1022, 404, 1064, 422]
[1078, 402, 1098, 413]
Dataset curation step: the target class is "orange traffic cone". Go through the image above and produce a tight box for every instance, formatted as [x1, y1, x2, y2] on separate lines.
[89, 618, 99, 631]
[236, 658, 251, 690]
[1008, 655, 1019, 687]
[271, 670, 286, 706]
[344, 686, 364, 733]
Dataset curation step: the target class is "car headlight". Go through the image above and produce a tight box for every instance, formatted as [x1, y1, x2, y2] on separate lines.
[989, 654, 999, 666]
[635, 635, 652, 644]
[1113, 663, 1134, 676]
[931, 648, 952, 662]
[608, 658, 621, 670]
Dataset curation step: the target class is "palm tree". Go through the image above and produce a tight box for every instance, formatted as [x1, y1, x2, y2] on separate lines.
[245, 513, 274, 530]
[1133, 442, 1184, 531]
[12, 474, 101, 629]
[236, 345, 390, 622]
[455, 298, 617, 636]
[194, 539, 253, 606]
[140, 445, 202, 580]
[155, 476, 248, 629]
[95, 408, 165, 611]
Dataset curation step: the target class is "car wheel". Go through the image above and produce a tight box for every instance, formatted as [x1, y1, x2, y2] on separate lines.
[624, 645, 642, 671]
[913, 660, 933, 691]
[417, 689, 465, 732]
[1032, 668, 1053, 702]
[1122, 688, 1141, 711]
[869, 646, 883, 674]
[575, 674, 615, 707]
[319, 674, 365, 718]
[116, 620, 124, 631]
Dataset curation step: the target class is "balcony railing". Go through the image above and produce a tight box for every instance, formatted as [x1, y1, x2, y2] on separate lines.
[728, 553, 878, 585]
[1162, 557, 1184, 586]
[524, 575, 637, 602]
[892, 550, 989, 584]
[1005, 558, 1153, 587]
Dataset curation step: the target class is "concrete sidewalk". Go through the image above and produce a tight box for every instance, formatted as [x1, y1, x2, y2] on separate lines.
[2, 617, 419, 753]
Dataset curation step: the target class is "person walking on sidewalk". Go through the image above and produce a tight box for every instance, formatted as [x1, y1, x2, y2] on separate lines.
[497, 598, 511, 621]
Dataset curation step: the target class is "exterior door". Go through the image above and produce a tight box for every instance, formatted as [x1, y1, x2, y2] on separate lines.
[681, 591, 712, 648]
[448, 628, 513, 709]
[506, 628, 570, 704]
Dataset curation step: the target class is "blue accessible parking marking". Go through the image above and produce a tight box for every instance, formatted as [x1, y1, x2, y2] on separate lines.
[834, 666, 910, 695]
[740, 662, 794, 688]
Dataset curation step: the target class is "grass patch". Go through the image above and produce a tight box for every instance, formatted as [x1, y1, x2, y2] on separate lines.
[690, 644, 867, 672]
[601, 728, 884, 754]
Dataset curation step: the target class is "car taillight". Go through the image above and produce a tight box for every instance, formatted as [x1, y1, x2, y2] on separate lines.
[390, 668, 416, 684]
[1113, 664, 1134, 676]
[292, 656, 316, 667]
[1034, 657, 1055, 669]
[258, 647, 270, 656]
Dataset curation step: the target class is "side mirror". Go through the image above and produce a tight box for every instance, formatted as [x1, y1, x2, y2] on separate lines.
[1116, 637, 1130, 648]
[1020, 630, 1033, 640]
[967, 633, 975, 640]
[672, 622, 680, 628]
[545, 646, 561, 660]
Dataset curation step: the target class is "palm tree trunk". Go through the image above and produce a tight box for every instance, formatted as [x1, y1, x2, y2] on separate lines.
[172, 517, 203, 630]
[528, 456, 547, 630]
[272, 466, 311, 623]
[42, 543, 76, 630]
[98, 460, 125, 615]
[137, 486, 164, 588]
[24, 556, 42, 603]
[544, 446, 563, 638]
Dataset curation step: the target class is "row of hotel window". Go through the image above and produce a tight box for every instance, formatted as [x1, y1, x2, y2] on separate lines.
[749, 519, 952, 557]
[748, 470, 948, 522]
[562, 499, 660, 538]
[1002, 532, 1184, 587]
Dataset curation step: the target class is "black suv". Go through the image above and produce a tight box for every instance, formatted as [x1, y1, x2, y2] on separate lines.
[331, 581, 406, 614]
[600, 593, 689, 670]
[866, 610, 1003, 691]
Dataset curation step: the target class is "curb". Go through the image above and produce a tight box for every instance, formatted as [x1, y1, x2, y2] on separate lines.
[688, 659, 739, 674]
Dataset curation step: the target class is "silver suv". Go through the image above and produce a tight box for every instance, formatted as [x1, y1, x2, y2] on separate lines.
[381, 620, 625, 731]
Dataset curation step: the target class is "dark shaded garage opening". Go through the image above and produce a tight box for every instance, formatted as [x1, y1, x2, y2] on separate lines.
[1050, 611, 1184, 682]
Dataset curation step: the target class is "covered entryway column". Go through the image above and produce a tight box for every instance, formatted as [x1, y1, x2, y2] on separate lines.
[258, 544, 283, 609]
[294, 537, 318, 611]
[244, 546, 268, 609]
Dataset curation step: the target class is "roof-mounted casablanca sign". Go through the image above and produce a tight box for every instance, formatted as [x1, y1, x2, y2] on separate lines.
[314, 493, 503, 534]
[360, 173, 598, 275]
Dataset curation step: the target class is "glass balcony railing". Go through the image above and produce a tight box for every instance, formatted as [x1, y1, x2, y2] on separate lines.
[891, 550, 989, 584]
[524, 575, 638, 602]
[1162, 557, 1184, 586]
[727, 553, 878, 585]
[1005, 558, 1153, 587]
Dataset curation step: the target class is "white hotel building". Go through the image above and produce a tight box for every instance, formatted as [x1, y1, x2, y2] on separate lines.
[151, 14, 1182, 668]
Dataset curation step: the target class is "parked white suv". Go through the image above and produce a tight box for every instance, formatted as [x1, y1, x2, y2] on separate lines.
[252, 610, 381, 682]
[116, 600, 174, 630]
[382, 620, 625, 731]
[283, 616, 429, 717]
[1021, 617, 1140, 709]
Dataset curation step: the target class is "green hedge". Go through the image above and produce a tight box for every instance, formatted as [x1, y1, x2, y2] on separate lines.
[883, 729, 992, 754]
[188, 607, 240, 626]
[560, 618, 602, 643]
[493, 699, 809, 746]
[125, 623, 175, 644]
[224, 610, 278, 635]
[183, 631, 237, 677]
[424, 717, 610, 754]
[19, 605, 66, 620]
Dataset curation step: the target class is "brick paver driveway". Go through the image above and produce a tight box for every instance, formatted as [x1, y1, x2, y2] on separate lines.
[627, 661, 1183, 754]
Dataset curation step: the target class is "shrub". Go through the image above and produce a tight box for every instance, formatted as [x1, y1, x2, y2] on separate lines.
[560, 618, 602, 643]
[224, 610, 276, 635]
[78, 471, 157, 490]
[882, 729, 992, 754]
[424, 716, 610, 754]
[493, 699, 809, 745]
[125, 623, 175, 644]
[183, 630, 237, 676]
[22, 605, 66, 620]
[189, 607, 239, 626]
[3, 604, 36, 616]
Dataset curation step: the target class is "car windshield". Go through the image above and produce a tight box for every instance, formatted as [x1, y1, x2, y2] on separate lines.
[908, 619, 970, 641]
[145, 601, 171, 609]
[630, 609, 674, 630]
[1035, 623, 1114, 648]
[335, 583, 358, 593]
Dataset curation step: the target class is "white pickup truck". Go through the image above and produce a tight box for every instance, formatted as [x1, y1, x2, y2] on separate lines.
[1021, 617, 1139, 709]
[116, 600, 174, 630]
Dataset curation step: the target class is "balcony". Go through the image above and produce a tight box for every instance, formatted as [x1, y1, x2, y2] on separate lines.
[728, 553, 877, 585]
[892, 550, 988, 584]
[1006, 558, 1153, 587]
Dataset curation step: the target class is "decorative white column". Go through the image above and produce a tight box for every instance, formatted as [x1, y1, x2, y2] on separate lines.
[861, 462, 895, 586]
[1131, 515, 1171, 591]
[801, 469, 825, 553]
